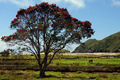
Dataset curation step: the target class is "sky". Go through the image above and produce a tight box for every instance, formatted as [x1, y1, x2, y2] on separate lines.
[0, 0, 120, 52]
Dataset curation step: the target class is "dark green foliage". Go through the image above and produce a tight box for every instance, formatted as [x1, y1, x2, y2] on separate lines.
[0, 50, 10, 57]
[41, 49, 70, 53]
[73, 32, 120, 53]
[57, 49, 70, 53]
[73, 39, 98, 53]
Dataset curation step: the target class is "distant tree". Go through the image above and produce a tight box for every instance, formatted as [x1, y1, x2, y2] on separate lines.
[41, 49, 70, 53]
[57, 49, 70, 53]
[1, 2, 94, 77]
[0, 49, 11, 57]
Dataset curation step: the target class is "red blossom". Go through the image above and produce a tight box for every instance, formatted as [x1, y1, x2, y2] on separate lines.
[40, 2, 49, 10]
[37, 6, 42, 12]
[17, 29, 19, 32]
[75, 21, 83, 26]
[72, 18, 78, 22]
[69, 23, 74, 26]
[16, 29, 26, 32]
[26, 9, 29, 13]
[76, 21, 82, 24]
[17, 9, 26, 15]
[32, 6, 36, 9]
[88, 23, 91, 27]
[14, 18, 17, 21]
[17, 17, 19, 19]
[11, 20, 14, 23]
[39, 7, 42, 9]
[10, 25, 12, 28]
[51, 12, 54, 14]
[83, 21, 92, 27]
[44, 16, 46, 19]
[37, 27, 43, 30]
[65, 23, 68, 26]
[38, 23, 43, 26]
[55, 14, 60, 17]
[87, 21, 92, 26]
[1, 36, 5, 40]
[22, 29, 26, 32]
[51, 4, 56, 7]
[53, 20, 55, 23]
[27, 21, 29, 24]
[28, 6, 32, 10]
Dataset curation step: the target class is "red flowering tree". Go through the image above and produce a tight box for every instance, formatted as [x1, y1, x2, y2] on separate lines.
[1, 2, 94, 77]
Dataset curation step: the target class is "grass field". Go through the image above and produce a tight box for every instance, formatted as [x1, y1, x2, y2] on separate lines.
[1, 70, 120, 80]
[0, 53, 120, 80]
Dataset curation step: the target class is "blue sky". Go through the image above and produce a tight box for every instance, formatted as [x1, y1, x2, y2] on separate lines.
[0, 0, 120, 52]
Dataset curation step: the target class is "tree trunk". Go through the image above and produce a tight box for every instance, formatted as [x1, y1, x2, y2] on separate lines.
[40, 69, 46, 77]
[39, 65, 46, 77]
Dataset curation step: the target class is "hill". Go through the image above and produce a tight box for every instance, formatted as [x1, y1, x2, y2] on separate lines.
[73, 32, 120, 53]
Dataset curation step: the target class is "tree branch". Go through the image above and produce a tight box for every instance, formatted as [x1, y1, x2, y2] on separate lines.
[47, 44, 66, 66]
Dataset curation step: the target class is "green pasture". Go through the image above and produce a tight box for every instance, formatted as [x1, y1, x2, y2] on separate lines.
[0, 70, 120, 80]
[1, 54, 120, 66]
[52, 58, 120, 65]
[1, 54, 120, 79]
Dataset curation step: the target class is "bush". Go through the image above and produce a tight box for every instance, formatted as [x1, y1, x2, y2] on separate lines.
[30, 54, 34, 56]
[0, 49, 10, 57]
[40, 49, 70, 53]
[58, 49, 70, 53]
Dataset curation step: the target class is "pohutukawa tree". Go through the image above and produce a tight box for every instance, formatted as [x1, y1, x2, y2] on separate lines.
[1, 2, 94, 77]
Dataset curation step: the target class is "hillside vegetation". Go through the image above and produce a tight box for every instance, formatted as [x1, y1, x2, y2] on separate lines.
[73, 32, 120, 53]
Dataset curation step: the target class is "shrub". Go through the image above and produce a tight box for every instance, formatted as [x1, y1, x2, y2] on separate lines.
[31, 54, 34, 56]
[0, 49, 10, 57]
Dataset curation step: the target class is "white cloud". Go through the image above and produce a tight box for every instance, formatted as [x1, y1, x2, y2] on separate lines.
[41, 0, 61, 3]
[64, 0, 85, 8]
[0, 40, 8, 52]
[0, 0, 7, 2]
[112, 0, 120, 6]
[41, 0, 85, 9]
[0, 0, 34, 7]
[65, 43, 79, 52]
[0, 0, 87, 9]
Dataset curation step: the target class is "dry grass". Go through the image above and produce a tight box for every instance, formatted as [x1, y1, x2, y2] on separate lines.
[10, 52, 120, 56]
[63, 53, 120, 56]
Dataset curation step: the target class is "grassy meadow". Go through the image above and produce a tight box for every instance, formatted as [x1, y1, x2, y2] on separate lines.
[1, 70, 120, 80]
[0, 53, 120, 80]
